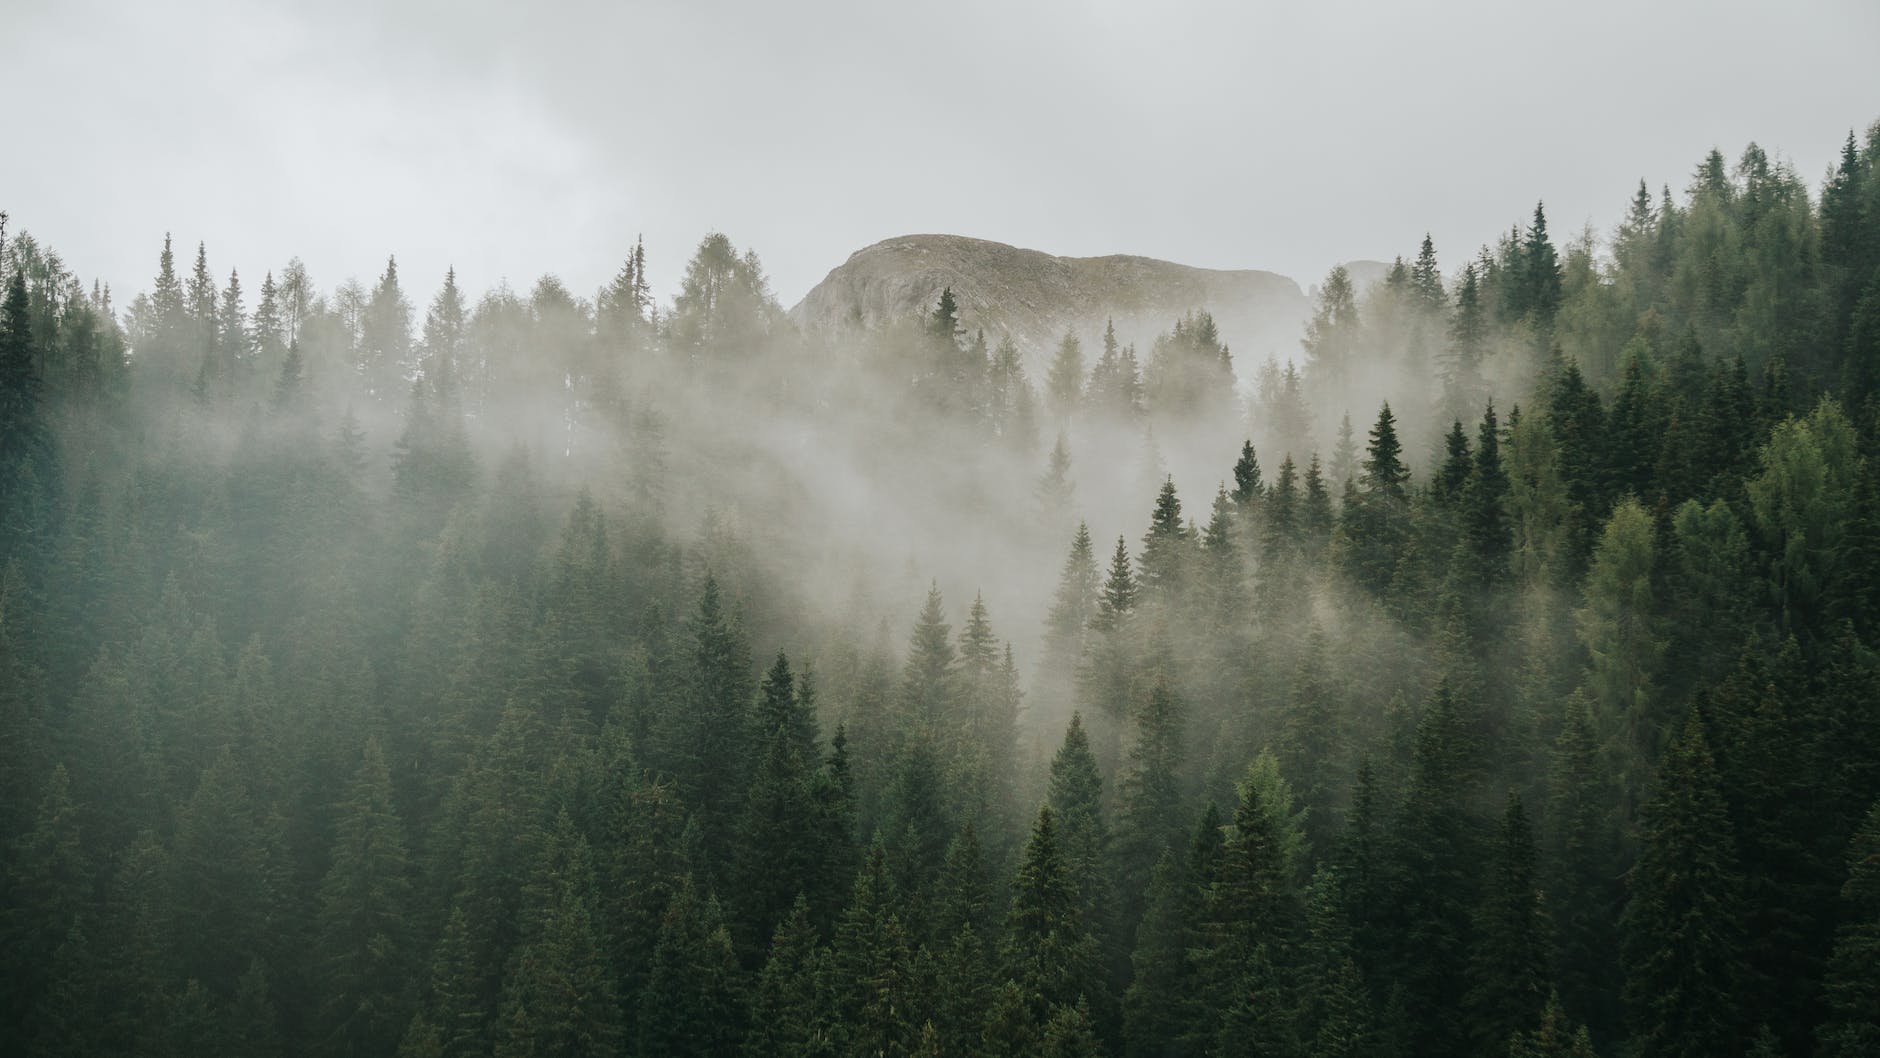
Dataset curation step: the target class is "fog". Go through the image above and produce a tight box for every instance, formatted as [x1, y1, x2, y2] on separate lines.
[6, 7, 1880, 1056]
[9, 0, 1877, 307]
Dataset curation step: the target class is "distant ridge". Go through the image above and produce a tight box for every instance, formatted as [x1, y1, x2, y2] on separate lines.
[788, 234, 1312, 373]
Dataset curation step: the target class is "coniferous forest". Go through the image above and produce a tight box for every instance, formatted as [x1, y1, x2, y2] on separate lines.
[5, 125, 1880, 1058]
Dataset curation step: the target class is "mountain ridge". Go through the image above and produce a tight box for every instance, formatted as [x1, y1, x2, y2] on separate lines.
[788, 233, 1312, 374]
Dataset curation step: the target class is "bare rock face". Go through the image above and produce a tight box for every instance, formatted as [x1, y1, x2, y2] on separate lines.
[788, 234, 1311, 374]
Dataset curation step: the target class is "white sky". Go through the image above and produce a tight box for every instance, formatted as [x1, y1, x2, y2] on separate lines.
[7, 0, 1879, 310]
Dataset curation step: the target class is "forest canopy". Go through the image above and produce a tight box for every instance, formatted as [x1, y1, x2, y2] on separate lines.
[3, 122, 1880, 1058]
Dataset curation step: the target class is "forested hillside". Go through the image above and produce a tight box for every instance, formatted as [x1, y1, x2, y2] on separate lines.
[4, 125, 1880, 1058]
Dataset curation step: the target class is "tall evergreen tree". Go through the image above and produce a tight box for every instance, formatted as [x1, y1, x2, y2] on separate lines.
[1818, 800, 1880, 1058]
[316, 738, 412, 1058]
[1621, 711, 1746, 1058]
[1465, 793, 1549, 1057]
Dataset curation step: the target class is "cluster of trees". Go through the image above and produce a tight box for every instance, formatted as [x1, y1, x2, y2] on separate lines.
[2, 123, 1880, 1058]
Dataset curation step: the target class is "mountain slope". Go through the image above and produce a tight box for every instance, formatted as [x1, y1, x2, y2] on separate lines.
[788, 234, 1310, 372]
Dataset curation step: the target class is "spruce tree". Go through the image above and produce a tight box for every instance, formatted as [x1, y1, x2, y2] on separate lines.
[1099, 536, 1138, 622]
[1464, 793, 1549, 1057]
[638, 877, 743, 1058]
[1048, 330, 1085, 423]
[672, 574, 754, 875]
[1115, 680, 1186, 942]
[744, 897, 836, 1058]
[1509, 994, 1598, 1058]
[1004, 805, 1106, 1029]
[494, 823, 621, 1058]
[1122, 805, 1219, 1058]
[1232, 440, 1264, 510]
[1547, 693, 1620, 1044]
[0, 271, 47, 542]
[1049, 713, 1114, 946]
[1392, 682, 1479, 1057]
[315, 737, 412, 1058]
[1621, 711, 1746, 1058]
[1138, 477, 1188, 602]
[902, 582, 958, 731]
[1816, 799, 1880, 1058]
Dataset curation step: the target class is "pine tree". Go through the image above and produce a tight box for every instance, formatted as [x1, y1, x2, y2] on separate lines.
[1115, 680, 1186, 940]
[494, 822, 622, 1058]
[1518, 203, 1564, 336]
[1509, 994, 1598, 1058]
[638, 877, 743, 1058]
[1334, 403, 1412, 597]
[361, 255, 413, 399]
[1041, 998, 1104, 1058]
[1004, 805, 1106, 1028]
[1818, 799, 1880, 1058]
[1435, 420, 1473, 507]
[1231, 441, 1264, 509]
[1278, 628, 1339, 854]
[1297, 869, 1373, 1058]
[1361, 402, 1408, 500]
[735, 657, 824, 952]
[1392, 682, 1479, 1057]
[1301, 456, 1333, 557]
[902, 582, 958, 731]
[1547, 693, 1620, 1044]
[1302, 266, 1360, 388]
[3, 764, 89, 1050]
[422, 267, 467, 402]
[1049, 714, 1114, 953]
[1464, 793, 1549, 1057]
[185, 242, 216, 386]
[214, 267, 247, 387]
[316, 737, 412, 1058]
[1446, 265, 1490, 418]
[671, 574, 754, 875]
[1193, 757, 1305, 1052]
[1621, 711, 1746, 1058]
[422, 907, 486, 1058]
[0, 271, 49, 546]
[1043, 523, 1100, 713]
[1098, 536, 1138, 623]
[1048, 330, 1085, 423]
[1123, 803, 1220, 1058]
[171, 747, 281, 999]
[1547, 359, 1609, 572]
[935, 822, 998, 941]
[881, 734, 953, 901]
[1462, 402, 1512, 586]
[744, 897, 835, 1058]
[1574, 496, 1666, 796]
[1330, 415, 1359, 491]
[983, 980, 1041, 1058]
[1138, 477, 1188, 602]
[1039, 433, 1077, 523]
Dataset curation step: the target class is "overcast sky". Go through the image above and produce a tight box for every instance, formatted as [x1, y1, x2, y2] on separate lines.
[7, 0, 1878, 313]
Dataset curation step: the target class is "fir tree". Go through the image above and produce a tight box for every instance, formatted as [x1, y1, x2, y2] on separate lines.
[1464, 793, 1549, 1057]
[744, 897, 836, 1058]
[1004, 805, 1106, 1028]
[638, 877, 744, 1058]
[316, 738, 412, 1058]
[1138, 478, 1188, 602]
[1231, 441, 1263, 509]
[1048, 330, 1085, 423]
[494, 823, 621, 1058]
[1621, 711, 1746, 1058]
[1818, 799, 1880, 1058]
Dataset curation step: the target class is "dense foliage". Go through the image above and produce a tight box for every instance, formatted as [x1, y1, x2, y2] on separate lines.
[3, 123, 1880, 1058]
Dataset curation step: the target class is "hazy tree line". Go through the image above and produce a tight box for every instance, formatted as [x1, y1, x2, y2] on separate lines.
[3, 122, 1880, 1058]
